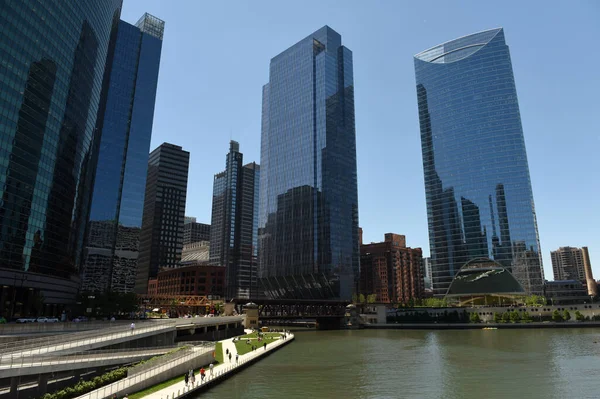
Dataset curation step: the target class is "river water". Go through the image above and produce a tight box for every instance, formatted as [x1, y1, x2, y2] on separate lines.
[199, 328, 600, 399]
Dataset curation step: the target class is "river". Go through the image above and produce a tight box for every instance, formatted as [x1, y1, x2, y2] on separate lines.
[199, 328, 600, 399]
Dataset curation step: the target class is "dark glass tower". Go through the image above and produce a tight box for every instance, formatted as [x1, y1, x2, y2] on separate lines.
[210, 141, 260, 299]
[82, 13, 164, 293]
[0, 0, 123, 317]
[414, 28, 543, 295]
[258, 26, 359, 300]
[135, 143, 189, 294]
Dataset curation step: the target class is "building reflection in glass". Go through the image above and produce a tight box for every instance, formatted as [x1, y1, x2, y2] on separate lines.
[415, 28, 543, 295]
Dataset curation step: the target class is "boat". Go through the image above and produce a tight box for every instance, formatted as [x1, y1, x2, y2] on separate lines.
[482, 327, 498, 330]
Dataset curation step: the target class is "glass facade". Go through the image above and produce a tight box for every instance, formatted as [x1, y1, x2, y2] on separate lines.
[0, 0, 123, 315]
[82, 13, 164, 293]
[258, 26, 359, 300]
[209, 141, 260, 299]
[415, 28, 543, 296]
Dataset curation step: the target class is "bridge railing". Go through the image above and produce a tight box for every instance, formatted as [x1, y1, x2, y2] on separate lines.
[0, 320, 176, 359]
[0, 320, 139, 334]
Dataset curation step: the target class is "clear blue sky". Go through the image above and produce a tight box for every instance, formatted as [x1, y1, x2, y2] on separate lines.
[121, 1, 600, 280]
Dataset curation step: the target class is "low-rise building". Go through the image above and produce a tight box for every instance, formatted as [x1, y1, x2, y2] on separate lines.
[155, 265, 225, 298]
[543, 280, 588, 305]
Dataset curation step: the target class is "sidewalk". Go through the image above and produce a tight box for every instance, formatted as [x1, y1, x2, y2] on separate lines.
[142, 332, 294, 399]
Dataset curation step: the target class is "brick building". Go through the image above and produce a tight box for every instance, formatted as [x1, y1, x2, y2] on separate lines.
[360, 233, 424, 304]
[155, 265, 225, 298]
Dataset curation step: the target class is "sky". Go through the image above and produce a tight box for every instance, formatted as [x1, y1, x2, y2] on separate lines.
[121, 0, 600, 280]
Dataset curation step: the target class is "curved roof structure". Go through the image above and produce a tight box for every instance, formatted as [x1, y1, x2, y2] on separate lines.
[445, 258, 524, 297]
[414, 28, 502, 64]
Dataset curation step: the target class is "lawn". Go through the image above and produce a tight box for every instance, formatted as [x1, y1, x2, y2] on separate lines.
[215, 341, 224, 364]
[128, 373, 188, 399]
[233, 331, 283, 355]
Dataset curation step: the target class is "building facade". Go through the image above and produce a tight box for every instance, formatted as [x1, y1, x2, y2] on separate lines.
[551, 246, 586, 281]
[155, 265, 225, 298]
[0, 0, 123, 317]
[135, 143, 190, 293]
[258, 26, 359, 300]
[82, 13, 164, 293]
[209, 141, 259, 299]
[360, 234, 424, 304]
[414, 28, 543, 296]
[543, 280, 588, 305]
[183, 220, 210, 245]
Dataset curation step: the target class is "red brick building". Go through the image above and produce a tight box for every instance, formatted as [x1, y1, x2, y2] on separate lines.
[360, 233, 424, 304]
[155, 265, 225, 298]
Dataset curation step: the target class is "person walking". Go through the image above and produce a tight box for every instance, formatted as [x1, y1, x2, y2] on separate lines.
[200, 366, 206, 382]
[264, 342, 267, 350]
[235, 353, 239, 363]
[190, 370, 196, 386]
[130, 322, 135, 334]
[228, 352, 232, 362]
[209, 362, 214, 376]
[184, 372, 189, 386]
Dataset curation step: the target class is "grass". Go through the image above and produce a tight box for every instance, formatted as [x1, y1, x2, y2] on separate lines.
[128, 373, 187, 399]
[215, 341, 224, 364]
[233, 332, 283, 355]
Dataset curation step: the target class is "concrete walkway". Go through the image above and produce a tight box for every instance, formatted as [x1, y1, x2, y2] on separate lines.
[142, 331, 294, 399]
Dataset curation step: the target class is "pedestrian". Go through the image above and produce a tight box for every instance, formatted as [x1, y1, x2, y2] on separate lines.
[130, 322, 135, 334]
[226, 348, 229, 355]
[264, 342, 267, 350]
[209, 362, 214, 376]
[191, 371, 196, 386]
[123, 395, 128, 399]
[184, 373, 189, 386]
[235, 353, 239, 363]
[228, 352, 232, 362]
[200, 366, 206, 382]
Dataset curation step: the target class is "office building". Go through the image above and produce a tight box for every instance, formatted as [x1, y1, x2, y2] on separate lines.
[423, 257, 433, 289]
[360, 234, 424, 304]
[209, 141, 259, 299]
[155, 265, 225, 298]
[0, 0, 123, 317]
[551, 246, 586, 281]
[82, 13, 165, 293]
[258, 26, 359, 300]
[543, 280, 588, 305]
[180, 241, 210, 266]
[183, 220, 211, 245]
[414, 28, 543, 295]
[135, 143, 190, 293]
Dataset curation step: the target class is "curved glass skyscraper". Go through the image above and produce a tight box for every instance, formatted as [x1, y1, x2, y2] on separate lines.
[414, 28, 543, 295]
[0, 0, 122, 316]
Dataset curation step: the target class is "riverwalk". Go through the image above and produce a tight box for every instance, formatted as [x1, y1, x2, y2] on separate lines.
[142, 332, 294, 399]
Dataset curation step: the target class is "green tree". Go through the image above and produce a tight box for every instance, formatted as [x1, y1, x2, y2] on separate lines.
[552, 310, 563, 322]
[493, 312, 502, 323]
[502, 312, 511, 323]
[521, 312, 532, 323]
[469, 312, 481, 323]
[510, 311, 520, 323]
[367, 294, 377, 304]
[352, 293, 358, 303]
[358, 294, 366, 304]
[563, 310, 571, 321]
[575, 311, 584, 321]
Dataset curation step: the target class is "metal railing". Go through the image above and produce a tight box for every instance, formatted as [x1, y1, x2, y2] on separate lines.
[0, 320, 141, 335]
[0, 320, 175, 359]
[74, 345, 216, 399]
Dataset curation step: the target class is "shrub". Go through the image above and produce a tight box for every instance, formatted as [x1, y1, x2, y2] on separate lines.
[510, 311, 520, 323]
[469, 312, 481, 323]
[552, 310, 563, 322]
[575, 311, 584, 321]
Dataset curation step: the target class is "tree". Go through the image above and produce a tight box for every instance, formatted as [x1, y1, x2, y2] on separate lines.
[493, 312, 502, 323]
[502, 312, 511, 323]
[552, 310, 563, 322]
[521, 312, 532, 323]
[510, 311, 520, 323]
[358, 294, 366, 304]
[563, 310, 571, 321]
[367, 294, 377, 304]
[575, 311, 584, 322]
[352, 293, 358, 304]
[469, 312, 481, 323]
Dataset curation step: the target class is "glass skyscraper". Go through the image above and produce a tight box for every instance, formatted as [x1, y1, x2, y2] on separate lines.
[414, 28, 543, 295]
[210, 141, 259, 299]
[258, 26, 359, 300]
[0, 0, 122, 317]
[82, 13, 164, 293]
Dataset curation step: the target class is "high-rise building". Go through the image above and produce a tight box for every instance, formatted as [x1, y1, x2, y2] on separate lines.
[0, 0, 123, 317]
[360, 233, 424, 304]
[551, 246, 586, 281]
[135, 143, 190, 294]
[423, 257, 433, 289]
[414, 28, 543, 295]
[209, 141, 259, 299]
[258, 26, 359, 300]
[183, 220, 211, 245]
[82, 13, 164, 293]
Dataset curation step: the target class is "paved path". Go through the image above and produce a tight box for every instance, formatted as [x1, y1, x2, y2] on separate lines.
[142, 331, 294, 399]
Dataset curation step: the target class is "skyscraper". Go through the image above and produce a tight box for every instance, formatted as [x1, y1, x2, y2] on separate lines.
[414, 28, 543, 295]
[551, 246, 586, 281]
[135, 143, 190, 294]
[82, 13, 164, 293]
[209, 141, 259, 299]
[258, 26, 359, 300]
[0, 0, 123, 317]
[183, 219, 210, 245]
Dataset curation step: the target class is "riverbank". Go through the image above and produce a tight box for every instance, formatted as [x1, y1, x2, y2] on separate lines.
[365, 321, 600, 330]
[141, 332, 294, 398]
